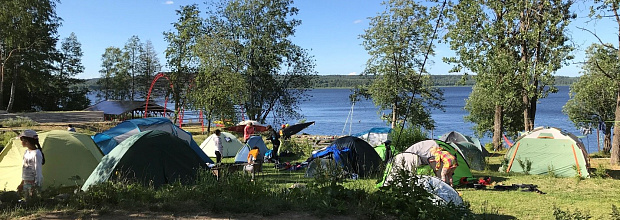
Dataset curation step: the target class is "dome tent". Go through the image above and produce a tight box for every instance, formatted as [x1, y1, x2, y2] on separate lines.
[92, 117, 213, 164]
[82, 130, 207, 191]
[200, 132, 243, 157]
[501, 127, 590, 177]
[439, 131, 487, 170]
[305, 136, 382, 178]
[0, 130, 103, 189]
[234, 136, 269, 163]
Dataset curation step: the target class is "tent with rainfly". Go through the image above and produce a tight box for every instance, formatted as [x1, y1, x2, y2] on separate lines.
[0, 130, 103, 190]
[353, 127, 392, 147]
[305, 136, 382, 178]
[404, 140, 473, 186]
[234, 136, 269, 163]
[82, 130, 208, 191]
[92, 117, 213, 163]
[199, 132, 244, 157]
[501, 127, 590, 177]
[439, 131, 487, 171]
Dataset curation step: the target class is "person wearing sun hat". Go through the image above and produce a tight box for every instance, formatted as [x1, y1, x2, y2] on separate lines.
[17, 130, 45, 198]
[430, 146, 458, 187]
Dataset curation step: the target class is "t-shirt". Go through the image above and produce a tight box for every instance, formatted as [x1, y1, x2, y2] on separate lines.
[248, 149, 260, 163]
[244, 125, 255, 140]
[214, 134, 223, 153]
[23, 149, 43, 186]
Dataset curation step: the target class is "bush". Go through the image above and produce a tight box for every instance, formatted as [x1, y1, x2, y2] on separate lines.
[389, 125, 428, 152]
[0, 117, 37, 127]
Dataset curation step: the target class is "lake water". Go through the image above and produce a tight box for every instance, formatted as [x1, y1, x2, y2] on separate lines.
[288, 86, 601, 153]
[89, 86, 603, 153]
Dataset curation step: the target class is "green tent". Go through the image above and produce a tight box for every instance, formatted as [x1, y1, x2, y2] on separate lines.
[0, 130, 103, 190]
[373, 143, 398, 162]
[502, 127, 589, 177]
[82, 130, 207, 191]
[451, 142, 485, 171]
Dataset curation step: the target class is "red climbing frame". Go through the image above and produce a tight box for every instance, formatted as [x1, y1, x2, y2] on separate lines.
[145, 72, 174, 118]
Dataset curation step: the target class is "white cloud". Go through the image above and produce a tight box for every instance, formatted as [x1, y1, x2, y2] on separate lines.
[348, 72, 357, 75]
[353, 19, 362, 24]
[164, 1, 174, 5]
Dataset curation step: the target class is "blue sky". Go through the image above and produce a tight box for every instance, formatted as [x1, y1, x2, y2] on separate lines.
[55, 1, 615, 79]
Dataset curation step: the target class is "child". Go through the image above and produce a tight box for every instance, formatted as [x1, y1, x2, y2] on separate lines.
[17, 130, 44, 198]
[430, 147, 458, 187]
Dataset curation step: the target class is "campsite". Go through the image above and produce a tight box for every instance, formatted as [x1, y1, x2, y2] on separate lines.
[2, 0, 620, 219]
[0, 119, 618, 220]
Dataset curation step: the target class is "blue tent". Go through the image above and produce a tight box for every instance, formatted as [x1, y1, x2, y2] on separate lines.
[234, 136, 268, 163]
[92, 117, 213, 163]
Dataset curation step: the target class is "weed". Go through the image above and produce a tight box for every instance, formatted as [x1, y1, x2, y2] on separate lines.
[592, 164, 610, 179]
[478, 200, 500, 219]
[547, 165, 558, 178]
[611, 205, 620, 220]
[553, 206, 591, 219]
[516, 158, 532, 175]
[499, 158, 510, 173]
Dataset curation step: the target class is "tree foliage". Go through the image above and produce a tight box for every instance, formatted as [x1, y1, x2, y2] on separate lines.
[563, 45, 618, 153]
[190, 19, 247, 132]
[164, 4, 203, 123]
[360, 0, 445, 130]
[589, 0, 620, 165]
[446, 0, 574, 149]
[203, 0, 316, 124]
[0, 0, 93, 112]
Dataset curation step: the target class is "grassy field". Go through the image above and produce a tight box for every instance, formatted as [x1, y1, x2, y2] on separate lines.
[2, 123, 620, 219]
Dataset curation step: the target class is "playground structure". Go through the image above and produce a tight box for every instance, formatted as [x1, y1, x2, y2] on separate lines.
[144, 72, 247, 133]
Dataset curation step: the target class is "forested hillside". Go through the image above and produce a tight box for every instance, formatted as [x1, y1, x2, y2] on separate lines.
[83, 74, 578, 89]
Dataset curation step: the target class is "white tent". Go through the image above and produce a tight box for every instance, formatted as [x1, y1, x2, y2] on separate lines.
[199, 132, 244, 157]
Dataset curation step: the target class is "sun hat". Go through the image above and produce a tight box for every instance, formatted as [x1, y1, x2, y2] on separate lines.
[18, 130, 38, 139]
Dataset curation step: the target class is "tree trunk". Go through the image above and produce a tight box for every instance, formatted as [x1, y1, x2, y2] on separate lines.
[6, 77, 16, 113]
[6, 64, 17, 113]
[493, 105, 504, 151]
[604, 127, 612, 154]
[611, 90, 620, 165]
[0, 63, 4, 110]
[391, 103, 397, 129]
[523, 94, 534, 132]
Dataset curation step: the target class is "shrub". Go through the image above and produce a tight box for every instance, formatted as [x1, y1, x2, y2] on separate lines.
[389, 125, 428, 152]
[0, 117, 37, 127]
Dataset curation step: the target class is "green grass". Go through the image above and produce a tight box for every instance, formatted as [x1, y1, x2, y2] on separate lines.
[462, 154, 620, 219]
